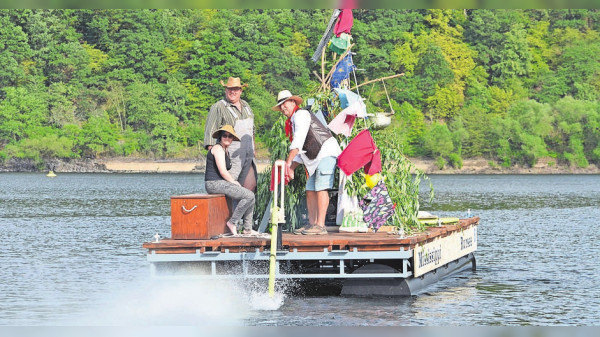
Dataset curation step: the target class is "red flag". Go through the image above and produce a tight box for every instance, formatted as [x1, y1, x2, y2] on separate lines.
[334, 9, 354, 37]
[337, 129, 382, 176]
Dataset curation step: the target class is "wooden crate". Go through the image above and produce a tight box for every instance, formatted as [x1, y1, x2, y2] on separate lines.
[171, 194, 231, 239]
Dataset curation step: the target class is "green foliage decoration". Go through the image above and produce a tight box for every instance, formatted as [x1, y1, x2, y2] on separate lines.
[254, 116, 308, 231]
[371, 127, 434, 234]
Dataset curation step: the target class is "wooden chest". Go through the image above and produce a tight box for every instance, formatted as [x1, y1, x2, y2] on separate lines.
[171, 194, 231, 239]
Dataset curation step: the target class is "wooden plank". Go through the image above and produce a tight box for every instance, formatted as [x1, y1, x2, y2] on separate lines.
[171, 194, 228, 199]
[149, 248, 200, 254]
[144, 217, 480, 253]
[349, 245, 405, 252]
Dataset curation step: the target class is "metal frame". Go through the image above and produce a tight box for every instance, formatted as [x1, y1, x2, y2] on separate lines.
[148, 247, 414, 279]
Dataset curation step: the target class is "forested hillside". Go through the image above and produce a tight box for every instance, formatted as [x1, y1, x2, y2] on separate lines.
[1, 9, 600, 169]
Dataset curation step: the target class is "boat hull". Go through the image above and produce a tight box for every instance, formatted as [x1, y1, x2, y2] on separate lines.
[341, 252, 476, 296]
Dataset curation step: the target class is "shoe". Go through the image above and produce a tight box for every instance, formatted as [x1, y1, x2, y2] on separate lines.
[242, 229, 259, 235]
[301, 225, 327, 235]
[293, 224, 312, 235]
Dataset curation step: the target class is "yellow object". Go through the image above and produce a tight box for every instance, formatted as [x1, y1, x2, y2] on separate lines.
[270, 206, 279, 225]
[418, 217, 460, 226]
[268, 221, 278, 297]
[46, 171, 56, 177]
[365, 173, 381, 188]
[268, 183, 279, 297]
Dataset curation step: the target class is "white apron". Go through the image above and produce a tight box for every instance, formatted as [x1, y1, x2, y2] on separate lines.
[221, 100, 255, 183]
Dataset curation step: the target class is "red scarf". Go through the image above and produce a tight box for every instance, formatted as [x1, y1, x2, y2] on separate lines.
[284, 105, 299, 142]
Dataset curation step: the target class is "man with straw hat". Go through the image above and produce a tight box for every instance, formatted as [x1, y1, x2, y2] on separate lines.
[273, 90, 341, 235]
[204, 77, 257, 194]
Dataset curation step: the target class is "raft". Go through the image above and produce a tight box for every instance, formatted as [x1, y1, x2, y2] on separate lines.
[143, 194, 478, 296]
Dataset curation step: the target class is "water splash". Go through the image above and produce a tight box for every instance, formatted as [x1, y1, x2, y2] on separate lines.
[72, 276, 256, 325]
[248, 290, 285, 311]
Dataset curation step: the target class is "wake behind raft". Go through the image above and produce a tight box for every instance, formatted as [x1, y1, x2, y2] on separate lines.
[142, 173, 479, 297]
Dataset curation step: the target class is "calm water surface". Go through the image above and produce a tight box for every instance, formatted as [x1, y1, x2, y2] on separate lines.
[0, 173, 599, 325]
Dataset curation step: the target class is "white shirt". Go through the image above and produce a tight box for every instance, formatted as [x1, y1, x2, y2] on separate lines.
[290, 109, 342, 176]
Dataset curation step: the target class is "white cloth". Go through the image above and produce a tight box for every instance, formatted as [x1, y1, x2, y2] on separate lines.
[221, 100, 255, 181]
[327, 99, 367, 137]
[336, 172, 353, 225]
[290, 109, 341, 176]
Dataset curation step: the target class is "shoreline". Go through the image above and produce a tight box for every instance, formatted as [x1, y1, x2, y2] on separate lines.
[1, 157, 599, 174]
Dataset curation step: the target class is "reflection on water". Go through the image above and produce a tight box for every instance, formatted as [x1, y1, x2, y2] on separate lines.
[1, 173, 599, 325]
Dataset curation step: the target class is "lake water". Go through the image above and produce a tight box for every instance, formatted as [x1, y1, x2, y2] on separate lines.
[0, 173, 599, 326]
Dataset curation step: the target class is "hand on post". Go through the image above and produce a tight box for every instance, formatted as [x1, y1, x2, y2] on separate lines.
[286, 162, 294, 180]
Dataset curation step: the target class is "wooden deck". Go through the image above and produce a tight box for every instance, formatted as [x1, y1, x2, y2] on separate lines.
[143, 217, 479, 254]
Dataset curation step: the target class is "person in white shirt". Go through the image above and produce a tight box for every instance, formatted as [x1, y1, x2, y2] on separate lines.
[272, 90, 342, 235]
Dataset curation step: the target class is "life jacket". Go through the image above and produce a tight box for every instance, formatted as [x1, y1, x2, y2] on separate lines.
[302, 111, 333, 160]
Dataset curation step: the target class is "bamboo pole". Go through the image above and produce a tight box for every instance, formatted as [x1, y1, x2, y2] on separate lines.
[350, 73, 405, 90]
[268, 210, 278, 297]
[321, 46, 326, 87]
[268, 198, 278, 296]
[382, 78, 395, 114]
[312, 71, 324, 84]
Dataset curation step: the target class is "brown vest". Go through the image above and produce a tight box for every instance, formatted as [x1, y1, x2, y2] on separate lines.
[302, 111, 333, 160]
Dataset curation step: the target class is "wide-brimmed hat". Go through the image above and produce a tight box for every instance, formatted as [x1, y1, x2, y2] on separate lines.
[211, 125, 240, 141]
[220, 77, 248, 89]
[272, 90, 303, 111]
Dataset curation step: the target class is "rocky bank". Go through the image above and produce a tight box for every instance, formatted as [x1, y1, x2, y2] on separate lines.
[1, 157, 598, 174]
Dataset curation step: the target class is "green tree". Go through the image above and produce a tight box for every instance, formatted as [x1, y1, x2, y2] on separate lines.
[78, 113, 119, 158]
[0, 87, 47, 142]
[0, 11, 32, 88]
[21, 10, 90, 85]
[125, 81, 164, 131]
[3, 132, 76, 162]
[415, 44, 454, 99]
[149, 112, 182, 157]
[557, 37, 600, 101]
[422, 122, 454, 165]
[465, 10, 532, 86]
[488, 100, 552, 167]
[552, 96, 599, 167]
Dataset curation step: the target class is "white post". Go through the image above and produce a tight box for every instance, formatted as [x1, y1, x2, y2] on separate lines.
[268, 160, 286, 297]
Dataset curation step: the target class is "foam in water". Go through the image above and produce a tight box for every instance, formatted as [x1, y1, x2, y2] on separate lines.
[248, 290, 285, 311]
[72, 273, 287, 325]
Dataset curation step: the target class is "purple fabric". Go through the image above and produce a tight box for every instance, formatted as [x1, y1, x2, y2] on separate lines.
[359, 180, 395, 231]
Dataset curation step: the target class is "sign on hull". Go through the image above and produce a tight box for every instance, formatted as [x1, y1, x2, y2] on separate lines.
[413, 225, 477, 277]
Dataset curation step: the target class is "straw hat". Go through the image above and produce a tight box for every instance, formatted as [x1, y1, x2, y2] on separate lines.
[272, 90, 303, 111]
[211, 125, 240, 141]
[220, 77, 248, 88]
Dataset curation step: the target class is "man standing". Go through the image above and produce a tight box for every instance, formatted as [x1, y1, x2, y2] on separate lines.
[204, 77, 256, 192]
[272, 90, 341, 235]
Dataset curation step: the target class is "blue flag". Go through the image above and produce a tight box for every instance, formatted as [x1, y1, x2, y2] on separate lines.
[330, 54, 356, 89]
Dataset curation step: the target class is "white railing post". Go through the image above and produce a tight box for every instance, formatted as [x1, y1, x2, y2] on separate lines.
[269, 160, 286, 297]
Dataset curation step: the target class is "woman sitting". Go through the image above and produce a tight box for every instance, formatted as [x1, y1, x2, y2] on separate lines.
[204, 125, 256, 235]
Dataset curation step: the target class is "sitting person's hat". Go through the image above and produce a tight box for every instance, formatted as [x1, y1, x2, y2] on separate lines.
[272, 90, 303, 111]
[212, 125, 240, 141]
[220, 77, 248, 89]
